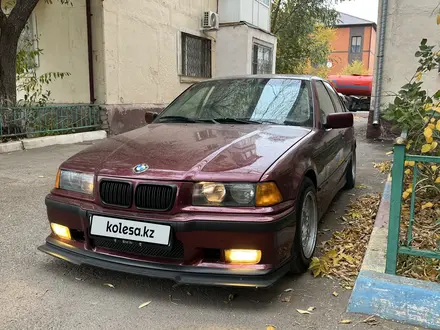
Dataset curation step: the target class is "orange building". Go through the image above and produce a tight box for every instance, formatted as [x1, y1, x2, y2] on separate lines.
[328, 12, 377, 75]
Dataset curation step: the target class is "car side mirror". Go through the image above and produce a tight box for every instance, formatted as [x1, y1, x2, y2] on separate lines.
[324, 113, 353, 129]
[145, 111, 158, 124]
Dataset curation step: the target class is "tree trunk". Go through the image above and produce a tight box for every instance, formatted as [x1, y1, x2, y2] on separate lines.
[0, 24, 20, 106]
[0, 0, 40, 106]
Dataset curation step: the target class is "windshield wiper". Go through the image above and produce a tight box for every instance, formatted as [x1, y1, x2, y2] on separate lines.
[156, 116, 218, 124]
[213, 118, 261, 124]
[213, 118, 280, 125]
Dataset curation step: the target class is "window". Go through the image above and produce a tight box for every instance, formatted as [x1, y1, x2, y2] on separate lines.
[315, 81, 336, 124]
[252, 43, 273, 74]
[258, 0, 270, 6]
[351, 36, 362, 53]
[323, 81, 344, 113]
[181, 33, 212, 78]
[17, 13, 39, 67]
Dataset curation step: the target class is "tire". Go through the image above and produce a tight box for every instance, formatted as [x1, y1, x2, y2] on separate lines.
[289, 178, 319, 274]
[344, 150, 356, 190]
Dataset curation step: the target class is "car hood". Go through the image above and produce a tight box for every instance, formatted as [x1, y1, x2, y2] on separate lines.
[63, 124, 311, 182]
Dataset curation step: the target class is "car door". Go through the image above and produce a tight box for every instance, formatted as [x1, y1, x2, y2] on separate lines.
[323, 81, 354, 172]
[313, 80, 345, 213]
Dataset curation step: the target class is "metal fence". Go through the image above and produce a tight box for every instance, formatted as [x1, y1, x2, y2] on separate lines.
[386, 133, 440, 274]
[0, 104, 101, 140]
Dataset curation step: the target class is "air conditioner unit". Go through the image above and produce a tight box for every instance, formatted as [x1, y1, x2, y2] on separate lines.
[202, 11, 219, 30]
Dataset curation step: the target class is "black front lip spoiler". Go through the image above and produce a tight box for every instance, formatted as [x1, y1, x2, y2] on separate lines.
[38, 237, 290, 288]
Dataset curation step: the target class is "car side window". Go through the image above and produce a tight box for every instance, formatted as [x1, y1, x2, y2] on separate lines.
[315, 81, 336, 124]
[323, 81, 344, 113]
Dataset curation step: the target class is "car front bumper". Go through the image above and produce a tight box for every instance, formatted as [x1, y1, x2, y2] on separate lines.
[38, 237, 291, 288]
[39, 195, 296, 288]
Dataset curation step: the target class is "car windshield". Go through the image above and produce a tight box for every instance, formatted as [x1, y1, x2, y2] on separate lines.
[156, 78, 313, 126]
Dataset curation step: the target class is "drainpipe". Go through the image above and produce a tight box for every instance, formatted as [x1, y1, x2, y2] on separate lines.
[372, 0, 389, 125]
[86, 0, 95, 104]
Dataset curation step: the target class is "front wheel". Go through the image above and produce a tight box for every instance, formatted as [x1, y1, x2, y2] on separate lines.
[289, 178, 319, 274]
[344, 150, 356, 190]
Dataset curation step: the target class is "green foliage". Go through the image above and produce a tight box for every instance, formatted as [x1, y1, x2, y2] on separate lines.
[271, 0, 337, 74]
[340, 60, 368, 75]
[305, 25, 336, 78]
[382, 39, 440, 151]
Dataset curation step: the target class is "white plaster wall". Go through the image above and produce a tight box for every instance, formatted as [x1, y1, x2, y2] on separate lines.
[374, 0, 440, 109]
[216, 25, 249, 77]
[19, 1, 90, 104]
[216, 24, 277, 77]
[101, 0, 217, 106]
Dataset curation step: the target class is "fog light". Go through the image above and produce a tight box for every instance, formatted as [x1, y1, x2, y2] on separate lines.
[50, 223, 71, 240]
[224, 249, 262, 264]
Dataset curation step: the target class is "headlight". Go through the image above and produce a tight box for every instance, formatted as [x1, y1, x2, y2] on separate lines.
[193, 182, 282, 207]
[56, 169, 94, 195]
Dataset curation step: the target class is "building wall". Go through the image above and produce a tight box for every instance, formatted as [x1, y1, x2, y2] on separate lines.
[101, 0, 217, 107]
[373, 0, 440, 108]
[329, 25, 376, 75]
[219, 0, 271, 32]
[216, 25, 249, 77]
[17, 1, 90, 104]
[329, 27, 350, 75]
[216, 24, 277, 77]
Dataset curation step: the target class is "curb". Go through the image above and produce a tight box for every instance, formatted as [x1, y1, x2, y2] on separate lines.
[0, 130, 107, 154]
[347, 175, 440, 329]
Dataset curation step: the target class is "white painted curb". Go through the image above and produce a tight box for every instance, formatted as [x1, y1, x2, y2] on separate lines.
[0, 130, 107, 154]
[0, 141, 23, 153]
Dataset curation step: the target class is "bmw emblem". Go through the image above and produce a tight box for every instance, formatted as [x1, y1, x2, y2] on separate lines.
[133, 163, 149, 174]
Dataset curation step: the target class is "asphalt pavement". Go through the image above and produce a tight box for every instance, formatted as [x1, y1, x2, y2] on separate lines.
[0, 115, 420, 330]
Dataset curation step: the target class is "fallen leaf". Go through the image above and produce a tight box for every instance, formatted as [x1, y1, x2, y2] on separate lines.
[332, 291, 339, 297]
[138, 301, 151, 309]
[266, 326, 276, 330]
[422, 202, 434, 210]
[421, 144, 432, 153]
[339, 319, 352, 324]
[296, 309, 312, 314]
[284, 288, 293, 292]
[281, 296, 291, 303]
[103, 283, 115, 288]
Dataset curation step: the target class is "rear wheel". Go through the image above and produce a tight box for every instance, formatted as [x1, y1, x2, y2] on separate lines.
[289, 178, 319, 274]
[344, 150, 356, 189]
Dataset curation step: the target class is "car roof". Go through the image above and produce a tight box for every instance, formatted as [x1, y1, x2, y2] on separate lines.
[209, 74, 326, 82]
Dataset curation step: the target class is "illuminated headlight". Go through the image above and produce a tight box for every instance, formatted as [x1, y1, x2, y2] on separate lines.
[192, 182, 282, 207]
[57, 170, 94, 195]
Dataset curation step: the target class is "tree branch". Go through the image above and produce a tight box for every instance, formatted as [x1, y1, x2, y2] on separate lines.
[0, 8, 6, 27]
[8, 0, 39, 35]
[271, 0, 282, 33]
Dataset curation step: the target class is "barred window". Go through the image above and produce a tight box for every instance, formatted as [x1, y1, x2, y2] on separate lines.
[252, 43, 273, 74]
[181, 33, 212, 78]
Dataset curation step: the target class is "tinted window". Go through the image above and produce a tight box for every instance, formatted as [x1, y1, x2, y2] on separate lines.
[324, 82, 344, 113]
[159, 78, 313, 127]
[315, 81, 336, 124]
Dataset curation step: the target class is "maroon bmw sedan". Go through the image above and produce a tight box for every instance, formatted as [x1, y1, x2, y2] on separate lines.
[38, 75, 356, 287]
